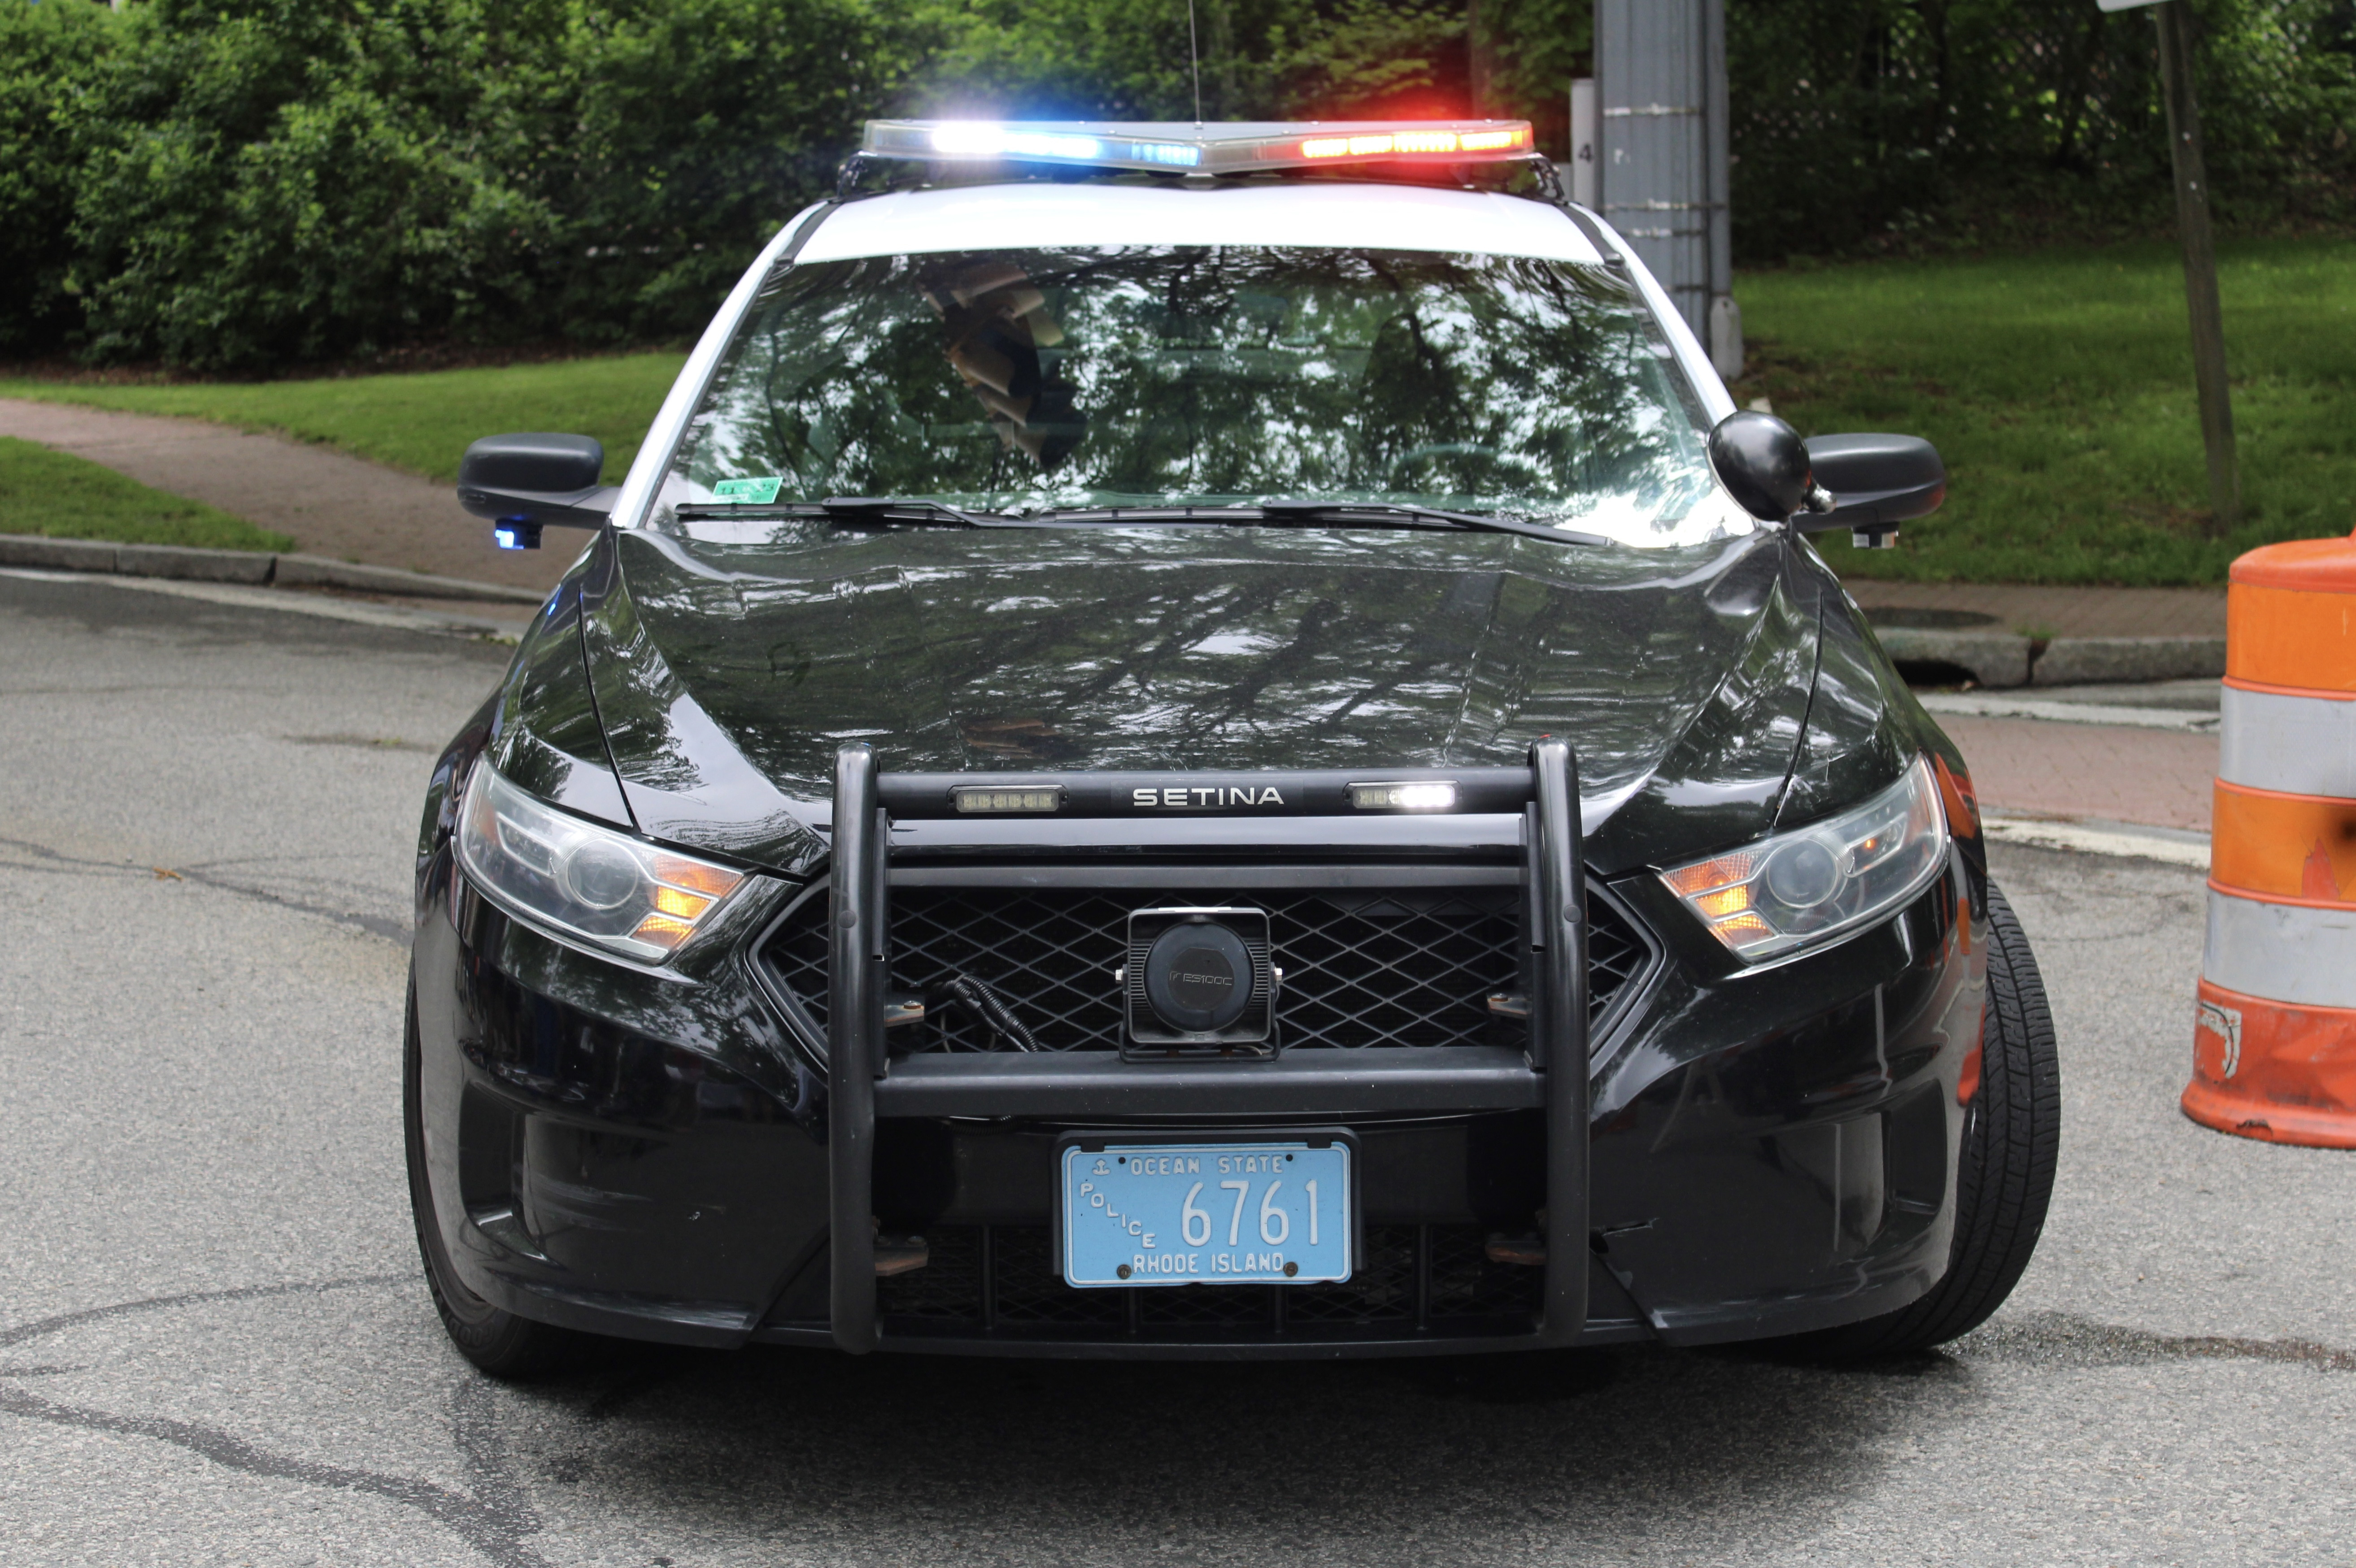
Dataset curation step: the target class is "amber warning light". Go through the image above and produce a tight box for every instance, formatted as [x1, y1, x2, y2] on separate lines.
[861, 120, 1533, 176]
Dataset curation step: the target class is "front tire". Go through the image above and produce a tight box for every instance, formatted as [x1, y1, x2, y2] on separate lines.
[404, 982, 585, 1378]
[1781, 879, 2061, 1359]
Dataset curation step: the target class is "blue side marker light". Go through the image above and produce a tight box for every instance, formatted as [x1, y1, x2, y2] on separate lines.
[1126, 142, 1202, 167]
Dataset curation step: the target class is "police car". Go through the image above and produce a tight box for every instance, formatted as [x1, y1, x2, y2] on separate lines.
[409, 119, 2058, 1371]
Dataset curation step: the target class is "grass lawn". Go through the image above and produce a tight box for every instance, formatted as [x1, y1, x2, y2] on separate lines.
[0, 353, 686, 486]
[1737, 236, 2356, 585]
[0, 437, 291, 551]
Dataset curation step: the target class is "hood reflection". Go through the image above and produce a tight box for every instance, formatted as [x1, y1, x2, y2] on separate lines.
[580, 521, 1821, 874]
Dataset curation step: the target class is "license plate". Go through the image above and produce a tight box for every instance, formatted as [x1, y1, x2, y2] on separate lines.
[1058, 1139, 1352, 1287]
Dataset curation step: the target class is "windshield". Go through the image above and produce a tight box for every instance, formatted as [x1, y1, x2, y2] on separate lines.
[656, 245, 1746, 547]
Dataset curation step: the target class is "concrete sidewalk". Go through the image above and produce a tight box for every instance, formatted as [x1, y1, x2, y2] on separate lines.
[1916, 676, 2222, 834]
[1943, 715, 2216, 831]
[1844, 578, 2225, 639]
[0, 397, 573, 596]
[1844, 580, 2229, 688]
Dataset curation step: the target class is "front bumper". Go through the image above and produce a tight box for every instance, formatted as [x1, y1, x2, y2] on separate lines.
[410, 756, 1984, 1359]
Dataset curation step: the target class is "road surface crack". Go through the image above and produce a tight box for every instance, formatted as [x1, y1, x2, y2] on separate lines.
[0, 1276, 549, 1568]
[1968, 1309, 2356, 1373]
[0, 833, 408, 944]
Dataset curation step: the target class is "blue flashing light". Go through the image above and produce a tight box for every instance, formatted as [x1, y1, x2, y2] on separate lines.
[930, 124, 1102, 162]
[1126, 142, 1201, 167]
[493, 520, 541, 551]
[1007, 132, 1103, 161]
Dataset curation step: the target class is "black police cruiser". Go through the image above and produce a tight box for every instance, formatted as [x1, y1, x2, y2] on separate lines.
[409, 119, 2058, 1372]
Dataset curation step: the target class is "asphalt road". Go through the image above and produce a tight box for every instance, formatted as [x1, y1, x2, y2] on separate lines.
[3, 569, 2352, 1568]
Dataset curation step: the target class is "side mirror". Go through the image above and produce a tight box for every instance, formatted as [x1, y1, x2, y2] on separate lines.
[1799, 433, 1946, 549]
[457, 433, 618, 550]
[1707, 411, 1831, 524]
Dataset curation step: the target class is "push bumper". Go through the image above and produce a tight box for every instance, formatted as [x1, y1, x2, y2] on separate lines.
[823, 743, 1592, 1355]
[410, 750, 1981, 1358]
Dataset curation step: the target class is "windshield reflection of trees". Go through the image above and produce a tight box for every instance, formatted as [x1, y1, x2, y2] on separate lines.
[679, 248, 1708, 526]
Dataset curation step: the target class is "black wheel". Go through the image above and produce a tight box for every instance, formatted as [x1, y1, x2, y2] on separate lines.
[404, 982, 585, 1378]
[1780, 879, 2061, 1359]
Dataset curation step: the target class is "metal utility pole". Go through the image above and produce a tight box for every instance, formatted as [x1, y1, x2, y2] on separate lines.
[2103, 0, 2240, 528]
[1592, 0, 1739, 378]
[1568, 77, 1598, 208]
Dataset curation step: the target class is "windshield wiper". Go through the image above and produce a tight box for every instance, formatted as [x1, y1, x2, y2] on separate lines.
[672, 495, 1019, 527]
[814, 495, 1021, 527]
[1259, 500, 1604, 544]
[1028, 500, 1606, 546]
[674, 495, 1607, 544]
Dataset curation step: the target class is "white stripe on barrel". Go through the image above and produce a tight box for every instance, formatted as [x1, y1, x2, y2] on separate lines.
[2204, 891, 2356, 1009]
[2219, 686, 2356, 797]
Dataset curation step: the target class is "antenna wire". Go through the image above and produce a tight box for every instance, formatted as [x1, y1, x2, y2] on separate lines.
[1187, 0, 1204, 126]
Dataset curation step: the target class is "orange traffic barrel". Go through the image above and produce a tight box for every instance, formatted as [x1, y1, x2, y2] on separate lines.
[2190, 534, 2356, 1147]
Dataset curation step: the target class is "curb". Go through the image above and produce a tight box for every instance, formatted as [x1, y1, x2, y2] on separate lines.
[1981, 811, 2211, 869]
[0, 565, 527, 642]
[2033, 636, 2225, 686]
[1916, 690, 2218, 733]
[274, 554, 545, 604]
[1876, 626, 2225, 689]
[1878, 629, 2030, 687]
[0, 532, 547, 605]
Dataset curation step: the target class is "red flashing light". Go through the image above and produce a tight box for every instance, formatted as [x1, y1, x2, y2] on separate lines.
[1297, 125, 1529, 162]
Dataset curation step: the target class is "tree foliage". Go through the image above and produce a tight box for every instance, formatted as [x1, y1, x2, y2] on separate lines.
[0, 0, 115, 350]
[1, 0, 2346, 371]
[30, 0, 905, 371]
[1727, 0, 2356, 258]
[67, 0, 563, 368]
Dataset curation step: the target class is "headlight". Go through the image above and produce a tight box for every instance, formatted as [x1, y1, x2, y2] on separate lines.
[1659, 754, 1948, 963]
[456, 760, 745, 962]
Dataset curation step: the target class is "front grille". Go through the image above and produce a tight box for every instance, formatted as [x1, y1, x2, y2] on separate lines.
[762, 881, 1654, 1053]
[875, 1224, 1538, 1339]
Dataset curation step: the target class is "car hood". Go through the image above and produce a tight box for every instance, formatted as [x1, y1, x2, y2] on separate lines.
[579, 521, 1822, 877]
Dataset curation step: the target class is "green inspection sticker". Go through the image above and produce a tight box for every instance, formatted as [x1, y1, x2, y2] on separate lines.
[710, 476, 784, 504]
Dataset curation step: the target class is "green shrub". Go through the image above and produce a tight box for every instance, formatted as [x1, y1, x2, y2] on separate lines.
[894, 0, 1475, 122]
[66, 0, 570, 371]
[1, 0, 2347, 371]
[550, 0, 910, 345]
[1728, 0, 2356, 260]
[0, 0, 116, 351]
[53, 0, 898, 373]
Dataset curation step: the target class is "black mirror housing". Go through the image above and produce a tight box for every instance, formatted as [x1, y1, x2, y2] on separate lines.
[1707, 411, 1821, 522]
[457, 433, 619, 538]
[1799, 434, 1946, 546]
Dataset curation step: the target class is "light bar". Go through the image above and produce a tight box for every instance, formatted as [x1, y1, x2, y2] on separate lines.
[862, 120, 1534, 176]
[951, 785, 1065, 814]
[1347, 781, 1459, 812]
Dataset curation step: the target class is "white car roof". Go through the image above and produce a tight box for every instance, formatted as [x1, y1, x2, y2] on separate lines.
[796, 181, 1607, 266]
